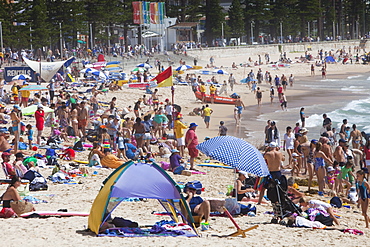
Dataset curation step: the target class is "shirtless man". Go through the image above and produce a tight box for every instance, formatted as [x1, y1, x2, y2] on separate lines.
[90, 92, 99, 116]
[339, 119, 347, 140]
[349, 124, 362, 149]
[10, 105, 21, 153]
[234, 96, 246, 125]
[334, 138, 347, 167]
[152, 89, 160, 110]
[77, 101, 89, 138]
[258, 142, 285, 204]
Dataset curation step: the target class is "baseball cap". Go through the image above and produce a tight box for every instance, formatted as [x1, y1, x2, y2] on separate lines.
[327, 166, 335, 172]
[13, 105, 21, 110]
[171, 149, 180, 153]
[269, 142, 278, 148]
[362, 167, 369, 174]
[311, 139, 318, 144]
[165, 98, 169, 102]
[1, 152, 11, 159]
[339, 138, 347, 143]
[292, 153, 299, 157]
[238, 171, 249, 178]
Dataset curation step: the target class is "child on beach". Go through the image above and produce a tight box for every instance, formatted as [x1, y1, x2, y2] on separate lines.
[293, 122, 300, 134]
[218, 121, 228, 136]
[26, 124, 33, 150]
[326, 166, 336, 194]
[356, 170, 370, 228]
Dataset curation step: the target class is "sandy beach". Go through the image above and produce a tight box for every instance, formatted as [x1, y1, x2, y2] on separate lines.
[1, 42, 370, 246]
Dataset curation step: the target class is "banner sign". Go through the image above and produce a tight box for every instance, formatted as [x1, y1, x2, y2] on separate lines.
[133, 1, 165, 25]
[4, 67, 35, 82]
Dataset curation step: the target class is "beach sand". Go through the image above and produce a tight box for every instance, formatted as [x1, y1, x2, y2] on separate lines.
[1, 45, 370, 246]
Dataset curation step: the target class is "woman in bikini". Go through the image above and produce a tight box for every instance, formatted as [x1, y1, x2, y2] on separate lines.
[70, 104, 79, 137]
[314, 142, 333, 196]
[1, 176, 21, 208]
[132, 117, 145, 148]
[356, 170, 370, 228]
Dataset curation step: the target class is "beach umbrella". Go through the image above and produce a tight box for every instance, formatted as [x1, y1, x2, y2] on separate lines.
[92, 71, 108, 79]
[105, 66, 122, 71]
[240, 78, 257, 83]
[21, 105, 54, 115]
[12, 74, 31, 81]
[106, 61, 121, 65]
[137, 63, 152, 69]
[19, 85, 48, 91]
[175, 65, 193, 71]
[196, 136, 269, 177]
[214, 69, 229, 75]
[195, 70, 214, 75]
[132, 67, 146, 73]
[80, 68, 98, 73]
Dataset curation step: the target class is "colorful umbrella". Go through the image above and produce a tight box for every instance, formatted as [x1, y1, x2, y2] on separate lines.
[106, 61, 121, 65]
[196, 136, 269, 177]
[19, 85, 48, 91]
[21, 105, 54, 115]
[132, 67, 146, 73]
[80, 68, 98, 73]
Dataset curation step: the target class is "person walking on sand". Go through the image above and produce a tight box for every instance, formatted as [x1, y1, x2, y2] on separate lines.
[321, 66, 326, 79]
[270, 86, 274, 104]
[256, 87, 262, 106]
[289, 74, 294, 87]
[280, 93, 287, 111]
[185, 123, 199, 170]
[202, 104, 213, 129]
[311, 64, 315, 76]
[228, 73, 235, 92]
[349, 124, 362, 149]
[299, 108, 308, 128]
[234, 96, 246, 125]
[199, 82, 206, 103]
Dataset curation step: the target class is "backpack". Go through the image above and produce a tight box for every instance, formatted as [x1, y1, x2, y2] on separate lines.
[73, 141, 84, 151]
[67, 126, 75, 136]
[23, 170, 48, 191]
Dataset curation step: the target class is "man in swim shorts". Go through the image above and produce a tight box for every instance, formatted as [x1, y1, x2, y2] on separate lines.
[234, 96, 246, 125]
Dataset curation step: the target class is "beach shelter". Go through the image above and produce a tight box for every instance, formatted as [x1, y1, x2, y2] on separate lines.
[88, 161, 197, 235]
[325, 56, 335, 63]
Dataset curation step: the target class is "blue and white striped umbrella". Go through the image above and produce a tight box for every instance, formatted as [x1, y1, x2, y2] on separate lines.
[175, 65, 193, 71]
[12, 74, 31, 80]
[106, 61, 121, 65]
[196, 136, 270, 177]
[137, 63, 152, 69]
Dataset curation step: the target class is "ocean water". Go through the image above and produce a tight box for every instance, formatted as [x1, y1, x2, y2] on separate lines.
[254, 73, 370, 140]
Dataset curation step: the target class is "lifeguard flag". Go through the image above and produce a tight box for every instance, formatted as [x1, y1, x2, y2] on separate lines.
[152, 67, 173, 87]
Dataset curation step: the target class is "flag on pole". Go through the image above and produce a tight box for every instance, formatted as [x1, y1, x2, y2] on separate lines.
[152, 67, 173, 87]
[132, 1, 142, 24]
[150, 2, 157, 24]
[158, 2, 165, 24]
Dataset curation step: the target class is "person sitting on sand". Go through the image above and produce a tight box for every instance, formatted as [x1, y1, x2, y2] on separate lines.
[286, 177, 304, 204]
[185, 185, 211, 230]
[59, 146, 76, 161]
[88, 142, 105, 166]
[101, 148, 127, 169]
[299, 198, 340, 225]
[235, 171, 256, 201]
[1, 176, 22, 208]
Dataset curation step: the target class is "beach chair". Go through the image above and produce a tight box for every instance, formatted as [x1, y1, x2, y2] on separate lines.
[222, 207, 258, 238]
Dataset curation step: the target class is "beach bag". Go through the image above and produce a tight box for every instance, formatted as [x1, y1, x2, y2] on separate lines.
[112, 217, 139, 228]
[23, 170, 48, 191]
[225, 198, 240, 215]
[160, 161, 170, 170]
[330, 196, 342, 208]
[10, 201, 34, 215]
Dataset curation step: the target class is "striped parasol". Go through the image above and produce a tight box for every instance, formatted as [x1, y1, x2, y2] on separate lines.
[196, 136, 270, 177]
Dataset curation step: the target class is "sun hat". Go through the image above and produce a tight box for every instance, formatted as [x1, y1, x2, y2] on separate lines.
[189, 123, 198, 128]
[238, 171, 249, 178]
[37, 104, 43, 109]
[299, 128, 309, 133]
[269, 142, 278, 148]
[292, 153, 299, 157]
[171, 149, 180, 153]
[327, 166, 335, 172]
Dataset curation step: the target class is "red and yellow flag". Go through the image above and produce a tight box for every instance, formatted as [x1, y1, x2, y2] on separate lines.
[152, 67, 173, 87]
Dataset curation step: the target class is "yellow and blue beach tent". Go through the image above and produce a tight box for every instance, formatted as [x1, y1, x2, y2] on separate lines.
[88, 161, 197, 235]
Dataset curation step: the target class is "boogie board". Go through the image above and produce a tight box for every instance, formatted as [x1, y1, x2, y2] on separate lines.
[197, 163, 234, 169]
[73, 160, 89, 164]
[20, 211, 89, 218]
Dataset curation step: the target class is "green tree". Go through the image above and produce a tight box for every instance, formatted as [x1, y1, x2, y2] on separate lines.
[228, 0, 244, 37]
[204, 0, 225, 45]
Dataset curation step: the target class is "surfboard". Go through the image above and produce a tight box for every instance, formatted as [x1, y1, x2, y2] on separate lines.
[20, 211, 89, 218]
[73, 160, 89, 164]
[197, 163, 234, 169]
